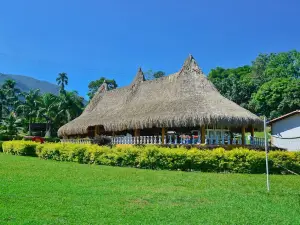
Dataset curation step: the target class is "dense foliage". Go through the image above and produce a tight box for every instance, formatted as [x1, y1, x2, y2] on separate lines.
[144, 70, 166, 80]
[0, 73, 84, 139]
[249, 78, 300, 118]
[0, 50, 298, 138]
[208, 50, 300, 119]
[87, 77, 117, 99]
[3, 141, 300, 174]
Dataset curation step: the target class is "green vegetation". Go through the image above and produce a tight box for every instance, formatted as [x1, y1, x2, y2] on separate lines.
[0, 50, 299, 139]
[87, 77, 118, 100]
[0, 73, 84, 139]
[1, 153, 300, 224]
[249, 78, 300, 118]
[3, 141, 300, 174]
[208, 50, 300, 119]
[144, 69, 166, 80]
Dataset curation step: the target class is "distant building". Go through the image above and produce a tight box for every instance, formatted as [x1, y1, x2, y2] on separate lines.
[29, 123, 47, 136]
[269, 110, 300, 151]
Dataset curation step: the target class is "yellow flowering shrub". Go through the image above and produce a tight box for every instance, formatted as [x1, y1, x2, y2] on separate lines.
[2, 141, 300, 174]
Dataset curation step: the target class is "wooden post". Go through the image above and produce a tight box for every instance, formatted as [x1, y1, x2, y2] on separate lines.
[201, 125, 205, 144]
[241, 126, 246, 145]
[161, 127, 165, 144]
[251, 127, 254, 137]
[94, 126, 98, 136]
[134, 129, 140, 137]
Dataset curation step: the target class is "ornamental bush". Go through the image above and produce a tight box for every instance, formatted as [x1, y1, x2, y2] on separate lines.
[2, 141, 39, 156]
[2, 141, 300, 174]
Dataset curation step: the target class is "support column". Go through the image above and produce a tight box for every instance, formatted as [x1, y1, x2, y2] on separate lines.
[94, 126, 98, 136]
[134, 129, 140, 137]
[161, 127, 165, 144]
[241, 126, 246, 145]
[201, 125, 205, 144]
[251, 127, 254, 137]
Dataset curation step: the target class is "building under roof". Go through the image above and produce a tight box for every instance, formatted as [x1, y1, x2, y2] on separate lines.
[268, 110, 300, 151]
[58, 55, 263, 144]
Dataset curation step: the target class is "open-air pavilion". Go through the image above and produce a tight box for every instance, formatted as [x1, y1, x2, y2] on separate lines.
[58, 55, 263, 146]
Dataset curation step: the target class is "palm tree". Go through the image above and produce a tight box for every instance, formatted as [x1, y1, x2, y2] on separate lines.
[0, 89, 7, 120]
[17, 89, 41, 135]
[56, 72, 68, 95]
[1, 112, 23, 138]
[57, 91, 84, 124]
[2, 79, 21, 116]
[37, 93, 58, 137]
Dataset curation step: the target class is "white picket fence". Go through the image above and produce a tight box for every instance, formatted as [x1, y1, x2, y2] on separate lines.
[60, 139, 91, 144]
[109, 135, 265, 146]
[60, 135, 265, 147]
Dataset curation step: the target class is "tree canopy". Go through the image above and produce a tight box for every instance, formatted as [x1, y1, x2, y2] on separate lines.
[0, 73, 85, 138]
[144, 70, 166, 80]
[87, 77, 117, 100]
[56, 72, 68, 94]
[0, 49, 298, 139]
[208, 50, 300, 119]
[249, 78, 300, 119]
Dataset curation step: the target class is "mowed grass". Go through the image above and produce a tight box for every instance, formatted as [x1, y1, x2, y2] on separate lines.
[1, 154, 300, 225]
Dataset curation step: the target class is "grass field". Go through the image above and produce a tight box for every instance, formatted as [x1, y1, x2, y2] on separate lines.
[1, 153, 300, 225]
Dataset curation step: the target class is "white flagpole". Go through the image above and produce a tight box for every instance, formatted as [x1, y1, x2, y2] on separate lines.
[264, 116, 270, 192]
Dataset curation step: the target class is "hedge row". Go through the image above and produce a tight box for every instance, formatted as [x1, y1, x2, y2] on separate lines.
[2, 141, 39, 156]
[2, 141, 300, 174]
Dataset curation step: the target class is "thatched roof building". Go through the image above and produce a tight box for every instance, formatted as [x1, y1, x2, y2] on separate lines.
[58, 55, 262, 137]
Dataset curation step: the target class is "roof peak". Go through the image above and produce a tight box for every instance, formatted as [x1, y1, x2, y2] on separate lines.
[181, 54, 203, 74]
[131, 67, 145, 85]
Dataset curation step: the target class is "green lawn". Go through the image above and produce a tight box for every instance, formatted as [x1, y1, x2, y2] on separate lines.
[1, 153, 300, 225]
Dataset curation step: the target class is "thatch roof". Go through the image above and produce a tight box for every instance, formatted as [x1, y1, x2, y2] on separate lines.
[58, 55, 263, 137]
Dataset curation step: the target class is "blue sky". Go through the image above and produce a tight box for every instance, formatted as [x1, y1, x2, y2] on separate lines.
[0, 0, 299, 99]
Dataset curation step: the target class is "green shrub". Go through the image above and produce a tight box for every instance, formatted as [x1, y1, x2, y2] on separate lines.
[0, 141, 3, 152]
[2, 141, 300, 174]
[2, 141, 39, 156]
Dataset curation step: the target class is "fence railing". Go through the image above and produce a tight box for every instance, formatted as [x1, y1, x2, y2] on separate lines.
[60, 136, 265, 147]
[109, 135, 265, 147]
[60, 139, 91, 144]
[250, 137, 265, 147]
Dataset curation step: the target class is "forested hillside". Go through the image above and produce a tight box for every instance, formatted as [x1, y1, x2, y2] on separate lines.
[0, 73, 59, 95]
[208, 50, 300, 119]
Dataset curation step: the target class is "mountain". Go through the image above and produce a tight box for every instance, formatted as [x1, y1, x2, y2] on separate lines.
[0, 73, 59, 95]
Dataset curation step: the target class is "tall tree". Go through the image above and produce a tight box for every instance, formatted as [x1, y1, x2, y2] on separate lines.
[0, 89, 7, 120]
[144, 70, 165, 80]
[56, 72, 68, 94]
[208, 66, 255, 108]
[1, 79, 21, 116]
[1, 112, 23, 138]
[252, 50, 300, 86]
[249, 78, 300, 119]
[153, 71, 165, 79]
[17, 89, 41, 135]
[37, 93, 58, 137]
[57, 91, 84, 124]
[87, 77, 117, 100]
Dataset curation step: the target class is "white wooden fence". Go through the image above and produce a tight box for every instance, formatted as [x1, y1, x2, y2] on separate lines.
[109, 135, 264, 146]
[60, 135, 265, 147]
[60, 139, 91, 144]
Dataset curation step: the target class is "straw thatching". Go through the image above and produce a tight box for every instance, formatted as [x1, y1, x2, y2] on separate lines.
[58, 55, 263, 137]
